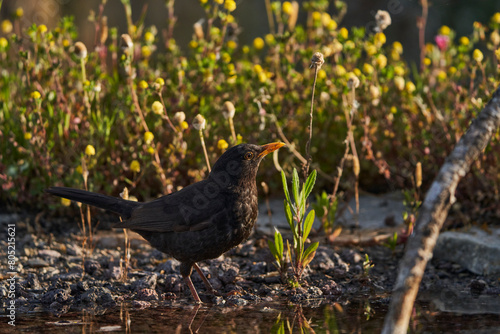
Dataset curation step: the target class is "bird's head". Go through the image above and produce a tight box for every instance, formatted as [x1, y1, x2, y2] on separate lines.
[209, 142, 285, 186]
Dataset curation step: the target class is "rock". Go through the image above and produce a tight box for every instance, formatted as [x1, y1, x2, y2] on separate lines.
[155, 259, 180, 274]
[23, 273, 42, 291]
[310, 246, 349, 273]
[66, 244, 83, 256]
[162, 274, 184, 293]
[132, 273, 157, 291]
[210, 259, 239, 285]
[132, 300, 151, 309]
[27, 258, 49, 268]
[470, 279, 487, 298]
[434, 227, 500, 275]
[136, 288, 159, 301]
[226, 295, 247, 306]
[84, 259, 101, 275]
[106, 266, 123, 280]
[38, 249, 62, 259]
[81, 287, 115, 306]
[42, 287, 71, 304]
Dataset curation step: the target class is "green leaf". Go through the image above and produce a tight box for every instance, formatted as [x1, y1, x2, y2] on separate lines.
[284, 200, 295, 232]
[304, 169, 317, 200]
[292, 168, 300, 208]
[281, 170, 290, 201]
[274, 228, 283, 260]
[301, 241, 319, 267]
[267, 239, 278, 260]
[303, 209, 315, 241]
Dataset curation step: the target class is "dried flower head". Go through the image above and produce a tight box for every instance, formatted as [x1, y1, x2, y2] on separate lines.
[415, 162, 422, 188]
[192, 114, 206, 131]
[173, 111, 186, 124]
[222, 101, 235, 119]
[120, 34, 133, 54]
[193, 20, 204, 40]
[310, 51, 325, 69]
[347, 73, 360, 89]
[120, 187, 129, 200]
[375, 10, 391, 32]
[74, 41, 87, 59]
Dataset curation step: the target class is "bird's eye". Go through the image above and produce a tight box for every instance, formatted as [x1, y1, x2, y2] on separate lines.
[244, 152, 254, 160]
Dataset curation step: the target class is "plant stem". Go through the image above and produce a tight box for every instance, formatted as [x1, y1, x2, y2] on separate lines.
[199, 130, 211, 172]
[304, 65, 319, 178]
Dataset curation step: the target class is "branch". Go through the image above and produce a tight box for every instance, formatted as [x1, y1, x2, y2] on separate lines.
[382, 85, 500, 334]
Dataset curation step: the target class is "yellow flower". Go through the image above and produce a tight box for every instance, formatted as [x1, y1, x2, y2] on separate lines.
[449, 66, 457, 75]
[265, 34, 275, 45]
[473, 49, 483, 63]
[258, 72, 267, 83]
[224, 0, 236, 12]
[394, 76, 405, 91]
[353, 68, 361, 77]
[394, 65, 405, 76]
[31, 91, 41, 99]
[15, 7, 24, 18]
[62, 39, 70, 47]
[339, 27, 348, 39]
[334, 64, 346, 76]
[217, 139, 229, 151]
[1, 20, 12, 34]
[437, 70, 447, 81]
[138, 80, 148, 89]
[375, 54, 387, 68]
[318, 69, 326, 80]
[152, 101, 163, 115]
[24, 132, 32, 140]
[215, 0, 223, 4]
[226, 40, 237, 49]
[392, 41, 403, 54]
[225, 14, 235, 23]
[208, 52, 216, 61]
[130, 160, 141, 173]
[222, 52, 231, 63]
[405, 81, 416, 94]
[344, 40, 355, 50]
[144, 131, 154, 144]
[282, 1, 293, 15]
[155, 77, 165, 86]
[61, 198, 71, 207]
[312, 11, 321, 22]
[491, 31, 500, 45]
[365, 43, 377, 56]
[37, 24, 47, 34]
[141, 45, 152, 58]
[390, 106, 397, 114]
[492, 12, 500, 24]
[0, 37, 8, 49]
[363, 63, 374, 75]
[76, 165, 83, 174]
[374, 32, 386, 46]
[495, 48, 500, 61]
[85, 145, 96, 156]
[181, 121, 189, 130]
[321, 12, 332, 27]
[242, 45, 250, 54]
[147, 146, 155, 154]
[460, 36, 470, 46]
[189, 40, 198, 49]
[144, 31, 155, 44]
[253, 64, 263, 73]
[327, 19, 337, 31]
[439, 25, 451, 36]
[199, 0, 208, 4]
[253, 37, 265, 50]
[423, 57, 431, 66]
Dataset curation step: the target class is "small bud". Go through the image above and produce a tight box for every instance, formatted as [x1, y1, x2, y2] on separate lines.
[222, 101, 235, 119]
[415, 162, 422, 188]
[120, 34, 133, 54]
[353, 156, 360, 177]
[192, 114, 206, 130]
[144, 131, 154, 144]
[74, 41, 88, 59]
[310, 52, 325, 69]
[152, 101, 164, 115]
[173, 111, 186, 124]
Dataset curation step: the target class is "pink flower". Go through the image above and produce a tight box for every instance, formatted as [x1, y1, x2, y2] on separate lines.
[435, 35, 449, 51]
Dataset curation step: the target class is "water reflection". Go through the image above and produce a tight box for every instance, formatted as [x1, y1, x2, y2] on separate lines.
[15, 297, 500, 333]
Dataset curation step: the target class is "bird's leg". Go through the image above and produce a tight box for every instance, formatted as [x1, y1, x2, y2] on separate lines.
[181, 262, 202, 304]
[193, 263, 219, 296]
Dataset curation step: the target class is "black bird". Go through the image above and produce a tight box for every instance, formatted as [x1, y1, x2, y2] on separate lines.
[46, 142, 285, 303]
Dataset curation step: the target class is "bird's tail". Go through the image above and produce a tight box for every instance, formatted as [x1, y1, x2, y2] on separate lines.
[45, 187, 139, 218]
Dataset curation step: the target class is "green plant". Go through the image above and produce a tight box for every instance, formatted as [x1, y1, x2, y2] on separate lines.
[312, 190, 338, 234]
[268, 168, 318, 286]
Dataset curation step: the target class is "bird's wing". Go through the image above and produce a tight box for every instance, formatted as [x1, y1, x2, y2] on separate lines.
[113, 180, 230, 232]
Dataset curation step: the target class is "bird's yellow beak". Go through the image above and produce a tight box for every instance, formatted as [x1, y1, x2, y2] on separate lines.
[258, 142, 286, 158]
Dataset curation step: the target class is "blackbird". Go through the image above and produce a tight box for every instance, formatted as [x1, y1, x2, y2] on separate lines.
[46, 142, 285, 303]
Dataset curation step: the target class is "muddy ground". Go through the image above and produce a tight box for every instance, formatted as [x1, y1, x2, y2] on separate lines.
[1, 211, 499, 319]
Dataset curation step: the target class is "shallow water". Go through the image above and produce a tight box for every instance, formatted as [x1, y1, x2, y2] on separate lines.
[10, 297, 500, 333]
